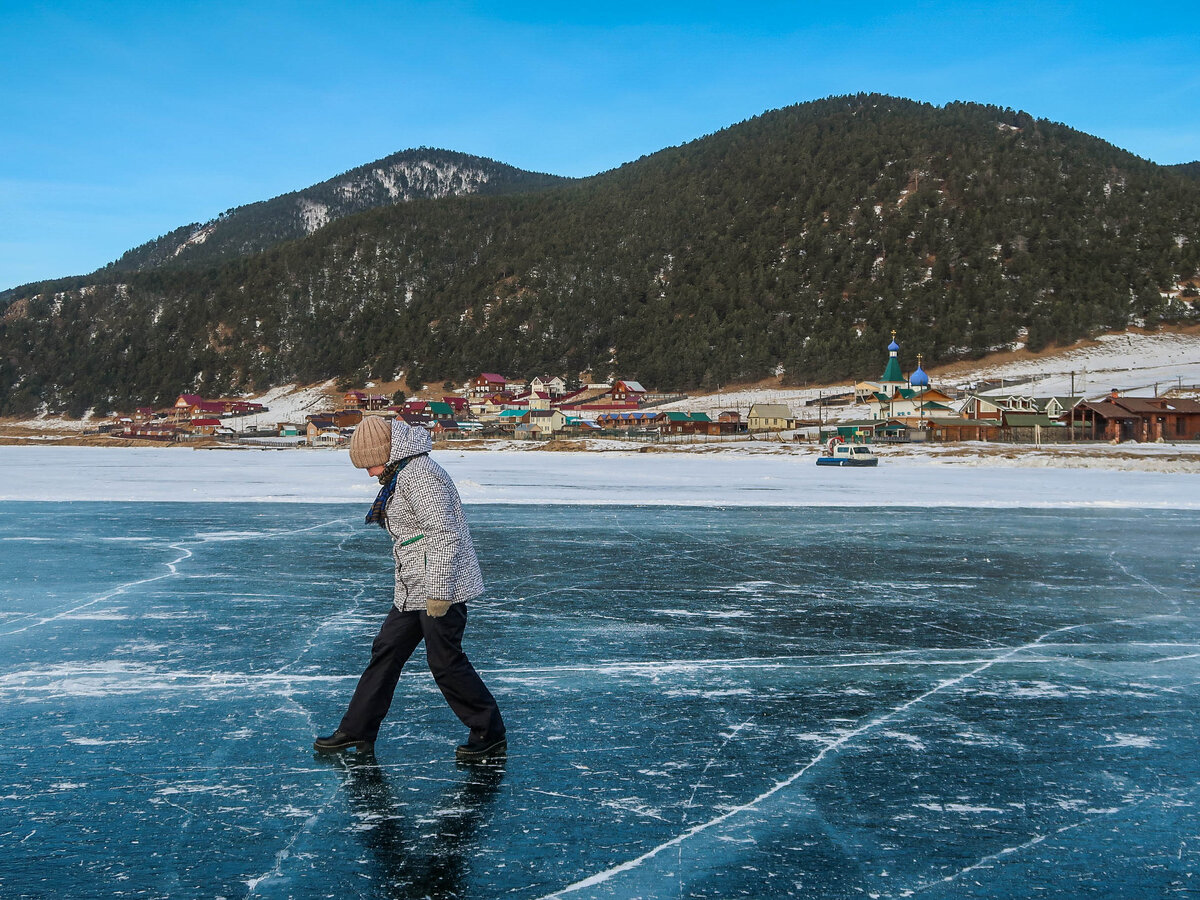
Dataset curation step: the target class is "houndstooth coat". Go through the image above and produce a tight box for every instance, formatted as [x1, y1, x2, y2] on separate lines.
[382, 420, 484, 612]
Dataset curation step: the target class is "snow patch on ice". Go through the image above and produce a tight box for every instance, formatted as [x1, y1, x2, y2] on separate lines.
[1106, 733, 1158, 748]
[914, 802, 1006, 814]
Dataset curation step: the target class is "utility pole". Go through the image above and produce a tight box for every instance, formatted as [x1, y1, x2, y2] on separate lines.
[1069, 370, 1076, 443]
[918, 354, 925, 426]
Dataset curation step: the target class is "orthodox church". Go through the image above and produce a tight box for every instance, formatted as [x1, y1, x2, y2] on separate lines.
[865, 333, 956, 419]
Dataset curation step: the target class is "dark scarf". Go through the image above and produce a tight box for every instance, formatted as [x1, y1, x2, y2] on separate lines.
[365, 456, 419, 529]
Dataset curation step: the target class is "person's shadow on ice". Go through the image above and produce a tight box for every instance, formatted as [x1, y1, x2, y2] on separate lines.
[318, 751, 506, 898]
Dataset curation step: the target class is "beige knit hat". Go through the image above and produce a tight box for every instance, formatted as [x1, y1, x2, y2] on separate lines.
[348, 416, 392, 469]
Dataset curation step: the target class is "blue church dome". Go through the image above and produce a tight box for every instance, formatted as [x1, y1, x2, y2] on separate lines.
[910, 364, 930, 387]
[888, 340, 900, 352]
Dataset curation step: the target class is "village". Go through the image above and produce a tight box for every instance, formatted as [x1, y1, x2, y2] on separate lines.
[110, 375, 750, 444]
[96, 332, 1200, 449]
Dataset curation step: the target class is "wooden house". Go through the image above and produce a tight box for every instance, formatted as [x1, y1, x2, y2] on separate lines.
[528, 409, 567, 434]
[854, 381, 882, 403]
[654, 411, 713, 435]
[1089, 392, 1200, 442]
[496, 409, 526, 431]
[188, 418, 221, 435]
[475, 394, 513, 419]
[174, 393, 225, 420]
[906, 416, 1001, 442]
[427, 401, 455, 421]
[306, 415, 337, 444]
[1037, 396, 1083, 419]
[227, 400, 267, 416]
[312, 430, 345, 447]
[994, 394, 1039, 412]
[342, 391, 388, 410]
[401, 400, 429, 416]
[1142, 397, 1200, 440]
[595, 411, 658, 429]
[1070, 400, 1135, 441]
[529, 376, 567, 397]
[122, 422, 181, 441]
[610, 380, 647, 403]
[559, 416, 600, 434]
[175, 393, 203, 417]
[957, 394, 1007, 421]
[469, 373, 507, 397]
[747, 403, 795, 432]
[717, 411, 747, 434]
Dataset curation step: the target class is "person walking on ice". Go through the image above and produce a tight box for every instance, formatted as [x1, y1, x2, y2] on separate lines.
[315, 416, 506, 762]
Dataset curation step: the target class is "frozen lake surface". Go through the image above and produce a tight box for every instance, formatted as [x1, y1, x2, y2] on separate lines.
[2, 500, 1199, 898]
[2, 445, 1199, 506]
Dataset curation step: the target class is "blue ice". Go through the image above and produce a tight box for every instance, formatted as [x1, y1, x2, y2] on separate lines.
[1, 503, 1198, 898]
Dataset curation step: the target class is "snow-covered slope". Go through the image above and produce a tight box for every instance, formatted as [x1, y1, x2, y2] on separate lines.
[104, 149, 569, 271]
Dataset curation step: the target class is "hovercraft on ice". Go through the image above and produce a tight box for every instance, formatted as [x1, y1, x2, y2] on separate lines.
[816, 439, 878, 467]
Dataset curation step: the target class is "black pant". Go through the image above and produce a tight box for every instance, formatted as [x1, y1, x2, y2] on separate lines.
[339, 602, 504, 743]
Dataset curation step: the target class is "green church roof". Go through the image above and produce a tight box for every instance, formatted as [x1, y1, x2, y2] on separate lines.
[881, 356, 903, 383]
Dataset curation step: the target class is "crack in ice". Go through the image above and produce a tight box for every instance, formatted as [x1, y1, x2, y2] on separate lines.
[0, 541, 195, 636]
[0, 518, 346, 639]
[534, 619, 1102, 899]
[897, 792, 1162, 896]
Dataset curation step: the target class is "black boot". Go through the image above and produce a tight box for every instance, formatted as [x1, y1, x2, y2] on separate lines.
[455, 734, 507, 763]
[314, 730, 374, 753]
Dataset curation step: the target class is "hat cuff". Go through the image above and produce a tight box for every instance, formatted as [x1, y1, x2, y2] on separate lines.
[349, 446, 389, 468]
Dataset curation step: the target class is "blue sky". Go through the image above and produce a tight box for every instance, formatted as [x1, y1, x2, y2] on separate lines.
[2, 0, 1198, 291]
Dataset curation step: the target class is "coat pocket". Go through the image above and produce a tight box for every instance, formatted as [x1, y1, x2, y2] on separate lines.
[394, 534, 427, 599]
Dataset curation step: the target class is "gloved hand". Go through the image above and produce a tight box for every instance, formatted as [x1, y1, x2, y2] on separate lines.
[426, 598, 451, 618]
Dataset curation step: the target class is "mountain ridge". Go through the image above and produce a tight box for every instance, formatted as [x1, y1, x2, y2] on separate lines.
[95, 148, 571, 275]
[3, 93, 1198, 416]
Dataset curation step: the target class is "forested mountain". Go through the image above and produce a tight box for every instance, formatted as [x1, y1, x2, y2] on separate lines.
[3, 94, 1199, 416]
[1170, 161, 1200, 180]
[100, 149, 570, 272]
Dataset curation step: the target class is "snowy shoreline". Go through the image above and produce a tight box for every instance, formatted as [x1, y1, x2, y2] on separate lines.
[3, 329, 1198, 504]
[2, 445, 1197, 507]
[7, 329, 1200, 432]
